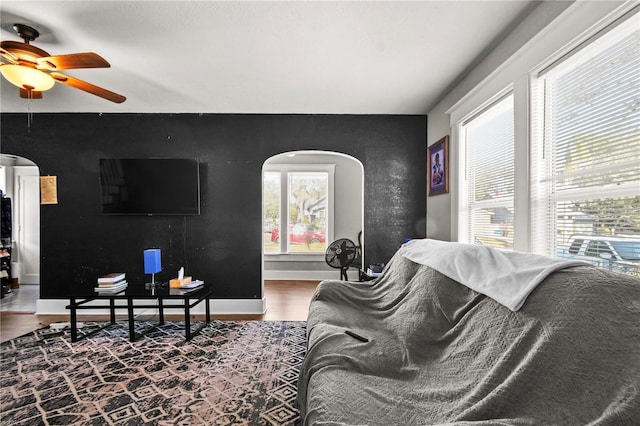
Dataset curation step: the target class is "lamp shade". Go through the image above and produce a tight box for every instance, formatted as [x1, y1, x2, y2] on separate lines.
[0, 65, 55, 91]
[143, 249, 162, 274]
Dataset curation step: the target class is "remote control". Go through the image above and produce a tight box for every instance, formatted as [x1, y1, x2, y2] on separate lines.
[345, 330, 369, 342]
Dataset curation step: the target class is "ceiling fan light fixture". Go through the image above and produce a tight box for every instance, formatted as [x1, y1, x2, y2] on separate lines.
[0, 64, 55, 91]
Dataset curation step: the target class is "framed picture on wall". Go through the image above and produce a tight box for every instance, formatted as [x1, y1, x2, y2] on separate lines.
[428, 135, 449, 196]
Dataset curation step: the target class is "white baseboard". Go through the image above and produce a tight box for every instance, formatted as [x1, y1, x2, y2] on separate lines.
[36, 298, 266, 316]
[263, 269, 355, 281]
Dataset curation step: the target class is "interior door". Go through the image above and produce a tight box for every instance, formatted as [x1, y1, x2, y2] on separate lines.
[14, 166, 40, 285]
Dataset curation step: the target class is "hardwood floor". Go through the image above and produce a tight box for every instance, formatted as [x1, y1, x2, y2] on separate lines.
[0, 280, 320, 343]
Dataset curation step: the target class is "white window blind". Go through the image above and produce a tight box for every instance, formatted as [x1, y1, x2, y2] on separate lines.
[461, 94, 515, 249]
[531, 13, 640, 276]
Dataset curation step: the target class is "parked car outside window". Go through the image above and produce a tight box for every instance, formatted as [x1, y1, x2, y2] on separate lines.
[560, 235, 640, 277]
[271, 224, 326, 244]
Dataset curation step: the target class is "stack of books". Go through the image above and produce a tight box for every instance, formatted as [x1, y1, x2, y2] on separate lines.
[180, 279, 204, 289]
[95, 272, 127, 294]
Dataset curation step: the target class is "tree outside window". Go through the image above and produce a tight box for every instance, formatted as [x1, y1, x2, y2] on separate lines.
[263, 168, 331, 255]
[288, 172, 327, 253]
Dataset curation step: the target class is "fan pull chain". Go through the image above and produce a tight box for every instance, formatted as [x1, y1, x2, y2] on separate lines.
[27, 97, 33, 132]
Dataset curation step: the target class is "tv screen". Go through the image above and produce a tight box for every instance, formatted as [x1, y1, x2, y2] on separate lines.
[99, 158, 200, 215]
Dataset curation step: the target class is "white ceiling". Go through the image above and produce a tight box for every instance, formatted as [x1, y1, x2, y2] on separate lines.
[0, 1, 537, 114]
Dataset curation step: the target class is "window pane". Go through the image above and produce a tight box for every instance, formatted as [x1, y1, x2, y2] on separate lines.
[288, 172, 328, 253]
[556, 196, 640, 276]
[263, 172, 281, 253]
[463, 95, 515, 250]
[533, 15, 640, 277]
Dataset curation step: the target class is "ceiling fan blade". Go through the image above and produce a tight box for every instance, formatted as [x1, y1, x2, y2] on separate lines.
[19, 88, 43, 99]
[37, 52, 110, 70]
[0, 48, 19, 64]
[50, 72, 126, 103]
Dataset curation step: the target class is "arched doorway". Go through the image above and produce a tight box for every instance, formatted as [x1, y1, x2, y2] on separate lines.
[261, 151, 364, 283]
[0, 155, 40, 289]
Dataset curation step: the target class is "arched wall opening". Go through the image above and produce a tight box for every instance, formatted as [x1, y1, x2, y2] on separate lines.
[0, 154, 41, 291]
[262, 150, 364, 288]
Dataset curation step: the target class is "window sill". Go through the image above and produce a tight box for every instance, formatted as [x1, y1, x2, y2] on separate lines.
[264, 253, 325, 262]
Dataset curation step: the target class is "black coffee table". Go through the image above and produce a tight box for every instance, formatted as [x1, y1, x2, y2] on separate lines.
[66, 284, 212, 342]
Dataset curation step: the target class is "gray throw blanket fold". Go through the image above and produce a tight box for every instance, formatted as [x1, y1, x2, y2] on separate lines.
[297, 252, 640, 425]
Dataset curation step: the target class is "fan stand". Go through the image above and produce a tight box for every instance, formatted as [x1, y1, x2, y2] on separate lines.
[340, 267, 349, 281]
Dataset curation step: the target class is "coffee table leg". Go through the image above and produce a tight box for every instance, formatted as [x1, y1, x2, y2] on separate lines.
[127, 297, 135, 341]
[205, 295, 211, 324]
[158, 297, 164, 325]
[70, 297, 78, 342]
[185, 299, 191, 341]
[109, 297, 116, 325]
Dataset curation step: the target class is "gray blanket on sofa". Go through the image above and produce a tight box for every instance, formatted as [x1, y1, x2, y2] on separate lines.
[297, 252, 640, 425]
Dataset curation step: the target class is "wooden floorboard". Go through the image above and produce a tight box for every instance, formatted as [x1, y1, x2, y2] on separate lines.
[0, 280, 319, 342]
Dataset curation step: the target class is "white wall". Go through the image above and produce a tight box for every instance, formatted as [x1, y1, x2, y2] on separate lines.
[426, 0, 630, 241]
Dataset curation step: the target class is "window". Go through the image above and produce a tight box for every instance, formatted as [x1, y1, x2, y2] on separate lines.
[568, 238, 584, 255]
[0, 166, 5, 195]
[451, 4, 639, 277]
[263, 172, 281, 253]
[459, 94, 515, 250]
[585, 241, 612, 259]
[531, 13, 640, 276]
[263, 165, 334, 255]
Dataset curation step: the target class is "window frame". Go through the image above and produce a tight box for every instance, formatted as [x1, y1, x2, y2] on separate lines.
[458, 91, 516, 250]
[529, 7, 640, 264]
[262, 163, 335, 260]
[448, 2, 639, 274]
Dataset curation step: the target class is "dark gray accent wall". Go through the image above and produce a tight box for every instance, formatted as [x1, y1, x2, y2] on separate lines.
[1, 113, 426, 299]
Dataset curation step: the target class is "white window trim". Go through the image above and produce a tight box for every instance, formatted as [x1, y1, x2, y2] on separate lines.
[263, 163, 335, 261]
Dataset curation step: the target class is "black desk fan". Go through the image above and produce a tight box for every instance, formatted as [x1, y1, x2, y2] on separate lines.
[325, 238, 358, 280]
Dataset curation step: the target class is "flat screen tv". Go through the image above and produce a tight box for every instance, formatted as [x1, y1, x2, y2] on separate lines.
[99, 158, 200, 215]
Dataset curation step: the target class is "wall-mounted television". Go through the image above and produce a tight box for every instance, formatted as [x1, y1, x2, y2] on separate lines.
[99, 158, 200, 215]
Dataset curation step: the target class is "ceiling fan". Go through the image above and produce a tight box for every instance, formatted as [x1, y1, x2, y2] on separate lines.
[0, 23, 126, 103]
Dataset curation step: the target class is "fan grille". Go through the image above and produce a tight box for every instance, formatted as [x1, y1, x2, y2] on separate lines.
[325, 238, 357, 268]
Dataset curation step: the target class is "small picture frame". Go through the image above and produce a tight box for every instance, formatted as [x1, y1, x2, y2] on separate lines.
[428, 135, 449, 196]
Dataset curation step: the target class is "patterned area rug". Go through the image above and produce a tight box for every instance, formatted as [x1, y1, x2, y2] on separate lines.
[0, 320, 306, 425]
